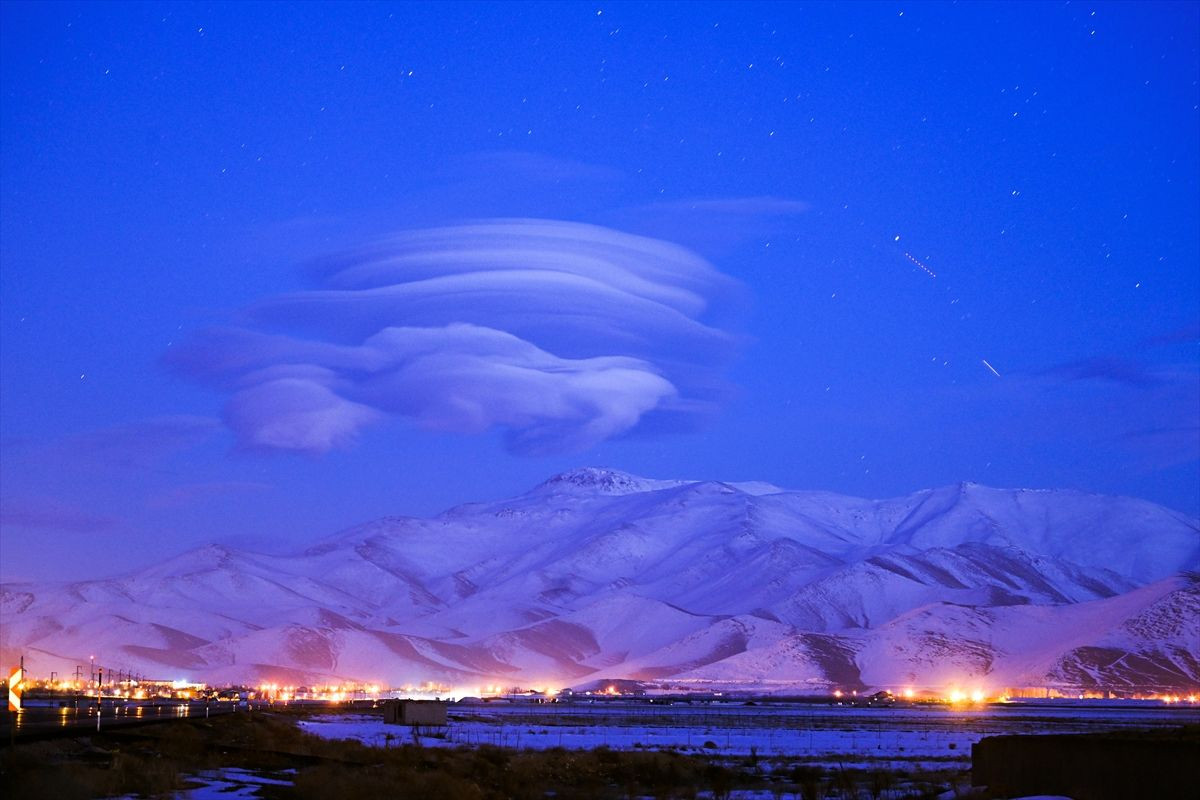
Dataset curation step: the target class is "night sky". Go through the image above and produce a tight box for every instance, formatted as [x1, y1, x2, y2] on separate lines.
[2, 2, 1197, 582]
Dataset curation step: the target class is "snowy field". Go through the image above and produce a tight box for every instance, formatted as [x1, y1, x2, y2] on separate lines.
[162, 701, 1196, 799]
[297, 700, 1199, 770]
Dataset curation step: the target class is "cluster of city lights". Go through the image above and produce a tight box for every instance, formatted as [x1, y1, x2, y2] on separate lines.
[253, 681, 465, 702]
[830, 687, 1002, 704]
[255, 683, 372, 702]
[6, 668, 1198, 708]
[482, 684, 560, 696]
[826, 686, 1200, 705]
[1160, 694, 1198, 704]
[4, 674, 205, 700]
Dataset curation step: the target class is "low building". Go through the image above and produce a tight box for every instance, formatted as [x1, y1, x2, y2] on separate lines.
[383, 699, 448, 726]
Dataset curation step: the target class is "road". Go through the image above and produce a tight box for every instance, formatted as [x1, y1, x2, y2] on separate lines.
[0, 700, 240, 743]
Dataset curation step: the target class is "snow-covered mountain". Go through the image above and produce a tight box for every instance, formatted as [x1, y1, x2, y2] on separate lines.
[3, 468, 1198, 694]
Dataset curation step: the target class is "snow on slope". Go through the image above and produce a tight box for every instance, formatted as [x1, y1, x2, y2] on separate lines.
[2, 467, 1197, 693]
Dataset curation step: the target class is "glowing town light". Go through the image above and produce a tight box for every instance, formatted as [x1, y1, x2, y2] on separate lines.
[903, 688, 914, 699]
[833, 689, 843, 698]
[948, 689, 965, 703]
[971, 689, 985, 703]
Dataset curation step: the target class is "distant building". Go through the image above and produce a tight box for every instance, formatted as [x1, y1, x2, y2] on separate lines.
[383, 699, 448, 726]
[857, 690, 895, 707]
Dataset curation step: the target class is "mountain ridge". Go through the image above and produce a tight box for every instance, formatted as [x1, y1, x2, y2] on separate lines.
[2, 468, 1198, 694]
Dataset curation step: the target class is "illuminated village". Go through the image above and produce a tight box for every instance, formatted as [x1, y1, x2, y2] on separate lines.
[6, 663, 1197, 709]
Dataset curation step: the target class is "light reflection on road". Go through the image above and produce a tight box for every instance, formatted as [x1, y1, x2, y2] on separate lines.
[1, 701, 238, 739]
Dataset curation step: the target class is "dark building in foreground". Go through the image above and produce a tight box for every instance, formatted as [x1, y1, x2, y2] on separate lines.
[973, 727, 1199, 800]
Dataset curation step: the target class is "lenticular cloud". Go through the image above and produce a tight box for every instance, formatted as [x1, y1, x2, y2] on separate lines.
[170, 219, 741, 455]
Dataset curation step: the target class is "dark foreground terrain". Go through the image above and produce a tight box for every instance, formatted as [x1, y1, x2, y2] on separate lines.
[6, 706, 1195, 799]
[0, 707, 968, 799]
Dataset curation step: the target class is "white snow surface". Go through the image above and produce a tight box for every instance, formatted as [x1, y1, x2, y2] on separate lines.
[296, 701, 1195, 765]
[3, 468, 1198, 692]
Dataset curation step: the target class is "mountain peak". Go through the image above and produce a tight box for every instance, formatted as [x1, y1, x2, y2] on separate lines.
[533, 467, 670, 495]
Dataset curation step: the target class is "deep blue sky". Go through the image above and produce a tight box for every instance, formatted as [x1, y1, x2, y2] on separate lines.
[2, 1, 1197, 582]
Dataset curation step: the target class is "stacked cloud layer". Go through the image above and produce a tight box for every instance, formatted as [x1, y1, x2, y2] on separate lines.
[169, 220, 741, 454]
